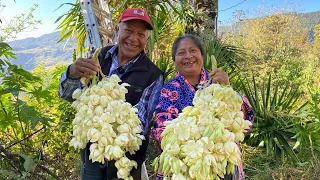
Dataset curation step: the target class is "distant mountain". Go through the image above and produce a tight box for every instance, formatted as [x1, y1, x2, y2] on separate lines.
[8, 31, 75, 70]
[296, 11, 320, 41]
[297, 11, 320, 30]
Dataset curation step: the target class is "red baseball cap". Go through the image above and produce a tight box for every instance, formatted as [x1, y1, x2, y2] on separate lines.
[119, 8, 153, 30]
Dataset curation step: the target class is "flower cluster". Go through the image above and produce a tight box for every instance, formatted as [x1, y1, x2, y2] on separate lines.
[70, 74, 144, 180]
[153, 83, 252, 180]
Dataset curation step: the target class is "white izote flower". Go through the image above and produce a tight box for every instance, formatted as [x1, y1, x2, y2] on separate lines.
[153, 83, 253, 179]
[72, 88, 82, 99]
[70, 73, 144, 179]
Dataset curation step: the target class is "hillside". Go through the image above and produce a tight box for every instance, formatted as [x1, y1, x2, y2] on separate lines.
[8, 31, 75, 70]
[298, 10, 320, 30]
[219, 10, 320, 41]
[297, 11, 320, 41]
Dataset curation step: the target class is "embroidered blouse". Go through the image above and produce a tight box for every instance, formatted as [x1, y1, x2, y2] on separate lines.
[150, 68, 254, 180]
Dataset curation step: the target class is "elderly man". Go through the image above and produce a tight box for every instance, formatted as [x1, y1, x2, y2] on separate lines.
[58, 8, 163, 180]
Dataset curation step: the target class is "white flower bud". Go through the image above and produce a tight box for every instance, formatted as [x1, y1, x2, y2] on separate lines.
[100, 96, 108, 107]
[117, 168, 130, 179]
[109, 74, 121, 84]
[121, 82, 130, 87]
[86, 108, 94, 117]
[81, 95, 90, 104]
[90, 94, 100, 106]
[117, 123, 131, 133]
[95, 106, 104, 116]
[131, 126, 142, 134]
[112, 145, 124, 159]
[87, 128, 101, 142]
[98, 136, 110, 146]
[234, 131, 245, 142]
[244, 120, 252, 130]
[115, 134, 130, 147]
[71, 100, 79, 109]
[72, 117, 82, 125]
[72, 88, 82, 99]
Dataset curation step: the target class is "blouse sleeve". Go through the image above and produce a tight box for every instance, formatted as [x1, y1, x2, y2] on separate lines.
[240, 95, 254, 136]
[150, 85, 179, 148]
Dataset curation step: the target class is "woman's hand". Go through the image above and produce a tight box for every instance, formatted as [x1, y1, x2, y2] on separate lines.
[209, 68, 230, 86]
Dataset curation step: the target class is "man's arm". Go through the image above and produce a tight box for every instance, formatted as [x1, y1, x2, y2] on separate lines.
[58, 66, 83, 102]
[59, 55, 100, 102]
[135, 75, 164, 135]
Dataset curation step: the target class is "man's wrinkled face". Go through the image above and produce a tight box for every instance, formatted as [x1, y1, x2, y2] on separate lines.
[116, 20, 149, 61]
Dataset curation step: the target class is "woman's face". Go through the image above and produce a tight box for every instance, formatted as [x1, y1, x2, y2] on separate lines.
[174, 38, 203, 78]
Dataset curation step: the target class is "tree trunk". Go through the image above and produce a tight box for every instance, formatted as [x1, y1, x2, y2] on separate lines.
[185, 0, 218, 40]
[91, 0, 117, 46]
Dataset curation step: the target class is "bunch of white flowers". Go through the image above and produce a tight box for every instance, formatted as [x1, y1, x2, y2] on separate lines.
[70, 59, 144, 180]
[153, 83, 252, 180]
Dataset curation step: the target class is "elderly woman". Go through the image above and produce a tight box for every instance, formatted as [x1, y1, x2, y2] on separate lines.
[151, 34, 254, 180]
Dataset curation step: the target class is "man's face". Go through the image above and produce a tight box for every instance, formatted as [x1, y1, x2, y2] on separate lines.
[116, 20, 149, 61]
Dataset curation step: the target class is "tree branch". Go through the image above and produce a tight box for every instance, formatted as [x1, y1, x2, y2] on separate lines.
[37, 164, 60, 179]
[6, 126, 45, 149]
[0, 145, 22, 176]
[0, 144, 60, 179]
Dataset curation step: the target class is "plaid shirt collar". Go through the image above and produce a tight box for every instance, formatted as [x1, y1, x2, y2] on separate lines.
[106, 45, 142, 68]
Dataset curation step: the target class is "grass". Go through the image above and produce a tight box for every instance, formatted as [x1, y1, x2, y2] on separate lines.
[145, 137, 162, 179]
[145, 139, 320, 180]
[241, 143, 320, 180]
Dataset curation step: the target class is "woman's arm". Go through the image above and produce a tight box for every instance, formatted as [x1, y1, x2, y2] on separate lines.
[240, 95, 254, 136]
[151, 85, 180, 148]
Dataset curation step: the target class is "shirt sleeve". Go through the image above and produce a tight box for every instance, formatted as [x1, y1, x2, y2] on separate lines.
[58, 66, 83, 102]
[135, 75, 164, 136]
[151, 84, 180, 148]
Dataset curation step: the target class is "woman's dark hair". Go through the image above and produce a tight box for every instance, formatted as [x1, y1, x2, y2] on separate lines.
[171, 34, 206, 61]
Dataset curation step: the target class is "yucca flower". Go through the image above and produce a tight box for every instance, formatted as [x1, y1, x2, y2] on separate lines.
[70, 61, 145, 180]
[153, 83, 252, 179]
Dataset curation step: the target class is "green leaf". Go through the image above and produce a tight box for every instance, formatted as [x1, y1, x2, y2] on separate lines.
[19, 153, 37, 172]
[0, 111, 15, 130]
[253, 76, 261, 114]
[0, 88, 11, 96]
[274, 131, 300, 162]
[12, 68, 42, 83]
[0, 42, 17, 71]
[29, 86, 52, 102]
[23, 156, 36, 172]
[17, 100, 52, 128]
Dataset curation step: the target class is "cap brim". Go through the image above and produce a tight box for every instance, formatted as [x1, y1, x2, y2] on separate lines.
[120, 17, 153, 30]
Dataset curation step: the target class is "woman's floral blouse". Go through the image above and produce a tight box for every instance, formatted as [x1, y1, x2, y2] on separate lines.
[151, 68, 254, 180]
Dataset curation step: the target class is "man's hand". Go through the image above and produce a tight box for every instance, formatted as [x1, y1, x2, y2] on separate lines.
[69, 58, 100, 79]
[209, 68, 230, 86]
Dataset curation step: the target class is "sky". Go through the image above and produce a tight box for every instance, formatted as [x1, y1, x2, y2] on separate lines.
[0, 0, 319, 40]
[218, 0, 319, 23]
[0, 0, 73, 39]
